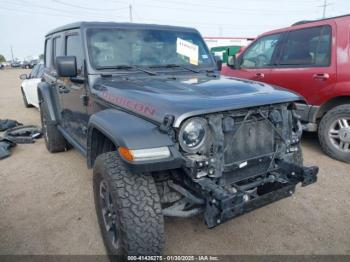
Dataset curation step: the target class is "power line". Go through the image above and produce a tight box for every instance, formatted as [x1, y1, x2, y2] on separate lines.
[0, 5, 129, 21]
[0, 0, 74, 14]
[0, 0, 129, 20]
[131, 0, 315, 15]
[52, 0, 129, 12]
[0, 5, 81, 19]
[132, 8, 144, 22]
[127, 10, 276, 28]
[0, 0, 128, 17]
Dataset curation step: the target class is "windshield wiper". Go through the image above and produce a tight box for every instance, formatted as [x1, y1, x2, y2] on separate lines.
[96, 65, 157, 76]
[133, 66, 157, 76]
[151, 64, 200, 73]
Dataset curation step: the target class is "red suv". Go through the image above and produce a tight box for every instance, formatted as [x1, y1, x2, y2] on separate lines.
[222, 14, 350, 163]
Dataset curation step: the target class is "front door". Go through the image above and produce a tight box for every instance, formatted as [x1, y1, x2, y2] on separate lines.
[58, 31, 89, 147]
[223, 33, 283, 83]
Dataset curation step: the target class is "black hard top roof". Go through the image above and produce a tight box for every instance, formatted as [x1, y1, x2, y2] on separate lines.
[46, 21, 198, 37]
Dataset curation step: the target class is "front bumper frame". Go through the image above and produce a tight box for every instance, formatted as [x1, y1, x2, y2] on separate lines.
[197, 162, 318, 228]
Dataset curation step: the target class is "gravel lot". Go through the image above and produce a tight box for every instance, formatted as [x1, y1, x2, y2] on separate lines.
[0, 69, 349, 255]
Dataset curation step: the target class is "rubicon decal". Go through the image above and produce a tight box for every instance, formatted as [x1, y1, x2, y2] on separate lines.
[101, 91, 156, 116]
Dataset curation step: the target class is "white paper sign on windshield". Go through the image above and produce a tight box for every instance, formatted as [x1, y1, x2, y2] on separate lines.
[176, 38, 199, 65]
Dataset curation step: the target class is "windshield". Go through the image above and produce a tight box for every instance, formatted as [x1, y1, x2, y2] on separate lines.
[86, 28, 214, 69]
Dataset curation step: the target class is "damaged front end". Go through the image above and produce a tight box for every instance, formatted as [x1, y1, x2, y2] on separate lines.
[158, 103, 318, 228]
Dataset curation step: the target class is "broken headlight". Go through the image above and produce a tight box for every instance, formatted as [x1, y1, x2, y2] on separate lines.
[179, 117, 208, 153]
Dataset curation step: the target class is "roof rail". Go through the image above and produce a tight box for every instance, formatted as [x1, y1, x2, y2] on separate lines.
[292, 13, 350, 26]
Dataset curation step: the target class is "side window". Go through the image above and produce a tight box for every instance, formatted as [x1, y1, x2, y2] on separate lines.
[241, 33, 282, 68]
[66, 34, 84, 74]
[53, 36, 63, 67]
[30, 64, 40, 78]
[44, 38, 52, 68]
[279, 25, 331, 67]
[37, 64, 44, 78]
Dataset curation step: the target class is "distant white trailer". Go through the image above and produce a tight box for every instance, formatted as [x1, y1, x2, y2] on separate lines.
[203, 37, 254, 49]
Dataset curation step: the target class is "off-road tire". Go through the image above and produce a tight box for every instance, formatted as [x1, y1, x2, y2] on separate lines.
[21, 87, 32, 108]
[318, 105, 350, 163]
[93, 152, 164, 256]
[39, 100, 69, 153]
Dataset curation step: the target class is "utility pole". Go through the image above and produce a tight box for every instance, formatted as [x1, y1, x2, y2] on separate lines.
[10, 46, 14, 62]
[320, 0, 331, 18]
[129, 4, 133, 23]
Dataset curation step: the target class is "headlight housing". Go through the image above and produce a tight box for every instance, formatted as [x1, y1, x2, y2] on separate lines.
[179, 117, 209, 153]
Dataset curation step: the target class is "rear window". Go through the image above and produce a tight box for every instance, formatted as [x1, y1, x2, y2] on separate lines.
[279, 25, 331, 67]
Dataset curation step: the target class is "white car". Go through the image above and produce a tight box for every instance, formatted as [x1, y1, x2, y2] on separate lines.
[20, 63, 44, 108]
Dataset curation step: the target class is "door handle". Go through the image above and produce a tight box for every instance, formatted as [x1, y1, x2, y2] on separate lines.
[313, 73, 329, 81]
[255, 72, 265, 79]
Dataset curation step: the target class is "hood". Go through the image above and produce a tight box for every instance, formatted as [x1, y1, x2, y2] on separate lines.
[92, 75, 302, 127]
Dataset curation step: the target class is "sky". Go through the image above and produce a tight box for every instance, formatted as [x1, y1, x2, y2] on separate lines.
[0, 0, 349, 61]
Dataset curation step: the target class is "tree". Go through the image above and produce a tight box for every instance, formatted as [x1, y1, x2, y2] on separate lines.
[39, 54, 44, 60]
[0, 54, 6, 63]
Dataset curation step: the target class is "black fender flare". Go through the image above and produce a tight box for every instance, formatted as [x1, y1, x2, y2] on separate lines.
[87, 109, 182, 171]
[37, 82, 60, 124]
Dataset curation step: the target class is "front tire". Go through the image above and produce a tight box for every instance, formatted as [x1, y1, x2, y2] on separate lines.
[39, 100, 69, 153]
[93, 152, 164, 256]
[318, 105, 350, 163]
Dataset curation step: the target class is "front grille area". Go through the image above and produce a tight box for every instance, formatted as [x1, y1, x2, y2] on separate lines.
[224, 118, 275, 165]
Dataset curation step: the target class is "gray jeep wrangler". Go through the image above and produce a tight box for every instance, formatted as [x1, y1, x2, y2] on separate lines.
[39, 22, 318, 256]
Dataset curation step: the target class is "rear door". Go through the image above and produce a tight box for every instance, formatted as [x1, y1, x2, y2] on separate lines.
[228, 33, 283, 82]
[269, 24, 336, 105]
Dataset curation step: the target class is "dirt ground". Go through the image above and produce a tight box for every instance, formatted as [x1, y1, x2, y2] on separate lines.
[0, 69, 349, 255]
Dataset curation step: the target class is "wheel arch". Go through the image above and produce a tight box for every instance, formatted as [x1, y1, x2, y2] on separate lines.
[87, 127, 117, 168]
[87, 109, 176, 169]
[316, 96, 350, 122]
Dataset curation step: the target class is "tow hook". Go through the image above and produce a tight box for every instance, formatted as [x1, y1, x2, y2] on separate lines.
[301, 166, 318, 187]
[277, 160, 319, 187]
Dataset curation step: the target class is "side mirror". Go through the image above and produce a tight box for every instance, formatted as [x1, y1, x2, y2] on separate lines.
[19, 74, 28, 80]
[56, 56, 77, 77]
[227, 55, 236, 68]
[214, 55, 223, 71]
